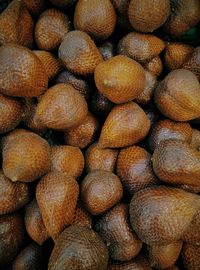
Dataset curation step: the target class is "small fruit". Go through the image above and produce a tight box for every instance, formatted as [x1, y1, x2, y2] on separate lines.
[99, 41, 116, 60]
[23, 0, 46, 16]
[90, 91, 114, 117]
[144, 56, 163, 77]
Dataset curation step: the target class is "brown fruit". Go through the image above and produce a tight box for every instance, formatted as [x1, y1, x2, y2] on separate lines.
[99, 102, 150, 148]
[164, 0, 200, 37]
[24, 199, 50, 245]
[0, 170, 29, 215]
[48, 225, 109, 270]
[182, 46, 200, 80]
[99, 41, 115, 60]
[117, 146, 158, 195]
[90, 91, 114, 117]
[1, 128, 31, 149]
[23, 0, 46, 16]
[51, 145, 84, 179]
[95, 55, 145, 104]
[152, 140, 200, 186]
[3, 130, 51, 182]
[74, 0, 116, 40]
[0, 94, 23, 134]
[72, 203, 92, 228]
[144, 56, 163, 77]
[36, 172, 79, 240]
[118, 32, 165, 63]
[182, 209, 200, 245]
[0, 0, 33, 48]
[12, 243, 44, 270]
[191, 129, 200, 151]
[0, 213, 25, 265]
[148, 119, 193, 152]
[128, 0, 170, 32]
[85, 142, 118, 172]
[49, 0, 77, 7]
[64, 113, 100, 149]
[95, 204, 142, 261]
[147, 242, 183, 269]
[36, 83, 88, 130]
[154, 69, 200, 121]
[58, 30, 103, 76]
[81, 170, 123, 215]
[129, 186, 200, 245]
[164, 42, 194, 70]
[35, 9, 70, 51]
[108, 255, 152, 270]
[181, 243, 200, 270]
[0, 44, 48, 97]
[33, 50, 62, 80]
[179, 184, 200, 194]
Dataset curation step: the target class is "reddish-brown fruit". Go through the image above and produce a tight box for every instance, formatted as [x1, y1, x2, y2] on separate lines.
[3, 130, 51, 182]
[48, 225, 109, 270]
[72, 203, 92, 228]
[181, 243, 200, 270]
[0, 94, 23, 134]
[0, 44, 48, 97]
[191, 129, 200, 151]
[51, 145, 84, 179]
[0, 213, 26, 265]
[148, 119, 193, 152]
[36, 172, 79, 240]
[85, 143, 118, 172]
[0, 0, 33, 48]
[147, 242, 183, 269]
[23, 0, 46, 16]
[108, 255, 152, 270]
[90, 91, 114, 117]
[36, 83, 88, 130]
[58, 30, 103, 76]
[81, 170, 123, 215]
[152, 140, 200, 186]
[182, 208, 200, 245]
[128, 0, 170, 32]
[74, 0, 116, 40]
[12, 243, 44, 270]
[95, 204, 142, 261]
[144, 56, 163, 77]
[99, 102, 150, 148]
[117, 146, 158, 195]
[99, 41, 115, 60]
[164, 42, 194, 70]
[64, 113, 100, 149]
[129, 186, 200, 245]
[118, 32, 165, 63]
[35, 9, 70, 51]
[49, 0, 77, 7]
[95, 55, 145, 104]
[154, 69, 200, 121]
[182, 47, 200, 80]
[164, 0, 200, 37]
[24, 199, 50, 245]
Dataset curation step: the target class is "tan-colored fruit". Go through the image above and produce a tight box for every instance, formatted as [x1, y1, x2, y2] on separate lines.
[181, 244, 200, 270]
[0, 44, 48, 97]
[3, 130, 51, 182]
[74, 0, 116, 40]
[148, 119, 193, 152]
[36, 172, 79, 240]
[147, 242, 183, 269]
[24, 199, 49, 245]
[23, 0, 46, 16]
[49, 0, 77, 7]
[48, 225, 109, 270]
[33, 50, 62, 80]
[81, 170, 123, 215]
[182, 47, 200, 80]
[129, 186, 200, 245]
[164, 42, 194, 70]
[99, 102, 150, 148]
[0, 0, 33, 48]
[118, 32, 165, 63]
[12, 243, 44, 270]
[143, 56, 163, 77]
[128, 0, 170, 32]
[85, 143, 118, 172]
[154, 69, 200, 121]
[191, 129, 200, 151]
[72, 203, 92, 228]
[1, 129, 31, 149]
[95, 55, 145, 104]
[108, 255, 152, 270]
[35, 9, 70, 51]
[117, 146, 158, 195]
[0, 213, 25, 265]
[59, 30, 103, 76]
[95, 204, 142, 261]
[36, 83, 88, 130]
[90, 91, 114, 117]
[99, 41, 115, 60]
[0, 94, 23, 134]
[164, 0, 200, 37]
[152, 140, 200, 186]
[51, 145, 84, 179]
[182, 209, 200, 245]
[64, 113, 100, 149]
[0, 170, 29, 215]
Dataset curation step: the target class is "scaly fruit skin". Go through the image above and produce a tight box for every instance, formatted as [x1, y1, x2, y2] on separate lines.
[143, 56, 163, 77]
[48, 225, 109, 270]
[0, 44, 48, 97]
[182, 47, 200, 80]
[36, 172, 79, 240]
[182, 209, 200, 245]
[108, 255, 152, 270]
[181, 243, 200, 270]
[129, 186, 200, 245]
[23, 0, 46, 16]
[190, 129, 200, 151]
[72, 203, 92, 228]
